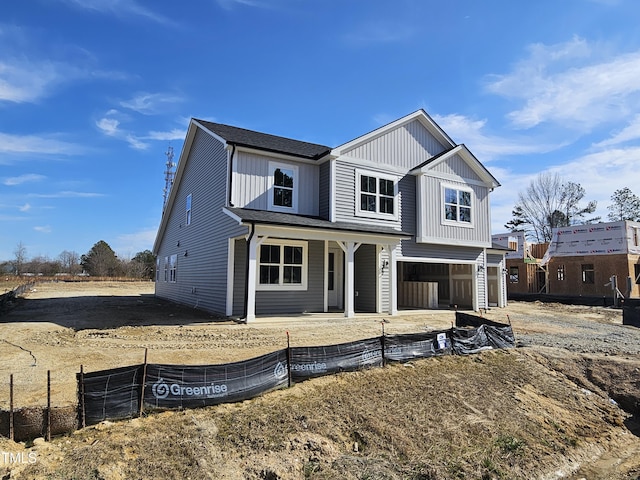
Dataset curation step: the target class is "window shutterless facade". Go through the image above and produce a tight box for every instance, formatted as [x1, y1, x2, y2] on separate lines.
[268, 162, 298, 213]
[257, 240, 307, 290]
[442, 185, 472, 225]
[557, 264, 565, 281]
[355, 169, 398, 220]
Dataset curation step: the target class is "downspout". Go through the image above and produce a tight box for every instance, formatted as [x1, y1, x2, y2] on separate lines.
[228, 144, 236, 207]
[243, 221, 255, 320]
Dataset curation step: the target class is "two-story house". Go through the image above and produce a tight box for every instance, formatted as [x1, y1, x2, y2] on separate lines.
[153, 110, 505, 321]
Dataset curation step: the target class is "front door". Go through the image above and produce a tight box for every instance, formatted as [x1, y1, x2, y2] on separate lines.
[328, 247, 344, 310]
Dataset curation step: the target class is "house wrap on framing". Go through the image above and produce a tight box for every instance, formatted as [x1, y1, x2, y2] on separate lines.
[493, 220, 640, 300]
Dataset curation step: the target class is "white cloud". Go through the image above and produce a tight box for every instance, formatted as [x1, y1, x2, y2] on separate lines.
[593, 114, 640, 148]
[19, 203, 31, 212]
[96, 117, 120, 136]
[144, 128, 186, 141]
[125, 134, 149, 151]
[490, 146, 640, 233]
[114, 228, 158, 257]
[31, 191, 105, 198]
[120, 92, 184, 115]
[60, 0, 170, 24]
[34, 225, 52, 233]
[216, 0, 269, 10]
[4, 174, 46, 186]
[432, 113, 566, 161]
[486, 37, 640, 130]
[0, 132, 85, 162]
[0, 59, 68, 103]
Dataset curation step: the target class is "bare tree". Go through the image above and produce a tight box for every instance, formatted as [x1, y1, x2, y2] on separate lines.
[58, 250, 81, 274]
[13, 241, 27, 276]
[505, 172, 599, 242]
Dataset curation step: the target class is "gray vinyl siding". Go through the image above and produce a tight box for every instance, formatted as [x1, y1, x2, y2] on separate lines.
[233, 239, 326, 316]
[400, 241, 484, 263]
[343, 119, 446, 169]
[155, 128, 246, 316]
[232, 151, 319, 216]
[232, 238, 247, 317]
[355, 244, 377, 312]
[334, 160, 405, 229]
[319, 161, 330, 220]
[379, 247, 389, 313]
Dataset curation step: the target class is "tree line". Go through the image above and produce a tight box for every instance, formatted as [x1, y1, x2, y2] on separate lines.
[2, 240, 156, 280]
[505, 172, 640, 243]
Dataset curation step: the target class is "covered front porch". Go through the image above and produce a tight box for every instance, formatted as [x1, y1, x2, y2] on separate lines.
[224, 208, 410, 322]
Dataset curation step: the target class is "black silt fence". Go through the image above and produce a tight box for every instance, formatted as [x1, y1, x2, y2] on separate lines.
[383, 330, 451, 362]
[79, 317, 516, 425]
[79, 364, 143, 425]
[289, 338, 382, 382]
[144, 349, 289, 410]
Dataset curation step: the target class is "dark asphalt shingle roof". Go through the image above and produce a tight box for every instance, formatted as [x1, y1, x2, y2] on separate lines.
[195, 119, 332, 160]
[226, 207, 411, 237]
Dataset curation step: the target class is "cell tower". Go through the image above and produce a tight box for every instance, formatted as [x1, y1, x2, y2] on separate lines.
[162, 145, 176, 211]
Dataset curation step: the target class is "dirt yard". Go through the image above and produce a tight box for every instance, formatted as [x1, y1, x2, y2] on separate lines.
[1, 281, 639, 479]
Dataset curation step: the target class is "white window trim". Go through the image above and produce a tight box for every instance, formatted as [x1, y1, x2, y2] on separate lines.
[440, 183, 474, 228]
[268, 161, 298, 213]
[355, 168, 399, 221]
[256, 239, 308, 291]
[163, 256, 169, 282]
[169, 254, 177, 283]
[186, 194, 192, 226]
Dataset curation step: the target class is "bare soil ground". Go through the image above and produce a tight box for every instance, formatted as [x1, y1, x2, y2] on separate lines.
[1, 281, 640, 479]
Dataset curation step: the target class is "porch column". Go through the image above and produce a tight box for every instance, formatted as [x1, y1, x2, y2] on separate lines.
[338, 241, 361, 318]
[388, 245, 398, 315]
[245, 233, 258, 322]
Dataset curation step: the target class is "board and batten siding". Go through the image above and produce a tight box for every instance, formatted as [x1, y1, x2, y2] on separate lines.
[232, 151, 320, 216]
[416, 175, 492, 247]
[319, 161, 330, 220]
[155, 128, 246, 316]
[342, 119, 447, 170]
[233, 239, 325, 316]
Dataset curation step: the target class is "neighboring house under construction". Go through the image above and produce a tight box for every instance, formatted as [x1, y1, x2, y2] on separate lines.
[493, 220, 640, 303]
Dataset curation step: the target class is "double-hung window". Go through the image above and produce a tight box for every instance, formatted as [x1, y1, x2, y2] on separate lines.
[269, 162, 298, 212]
[442, 185, 472, 225]
[356, 169, 397, 219]
[257, 240, 307, 290]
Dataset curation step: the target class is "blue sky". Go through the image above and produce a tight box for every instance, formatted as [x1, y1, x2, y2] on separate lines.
[2, 0, 640, 262]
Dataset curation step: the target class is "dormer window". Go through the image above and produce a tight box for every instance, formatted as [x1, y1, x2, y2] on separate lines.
[356, 169, 398, 220]
[269, 162, 298, 212]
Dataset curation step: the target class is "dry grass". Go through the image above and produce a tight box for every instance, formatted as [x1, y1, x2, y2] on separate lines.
[12, 349, 631, 480]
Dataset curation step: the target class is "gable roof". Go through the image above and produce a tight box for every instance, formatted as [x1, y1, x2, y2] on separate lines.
[195, 119, 331, 160]
[411, 144, 501, 189]
[331, 109, 456, 156]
